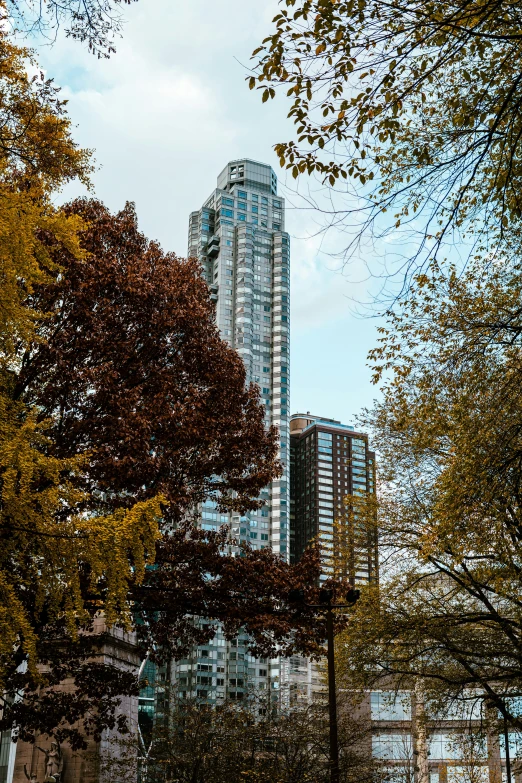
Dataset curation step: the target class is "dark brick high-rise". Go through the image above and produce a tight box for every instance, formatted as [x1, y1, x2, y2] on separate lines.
[290, 412, 378, 584]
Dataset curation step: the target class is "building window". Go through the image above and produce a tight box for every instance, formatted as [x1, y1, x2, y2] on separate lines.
[447, 769, 488, 783]
[372, 734, 412, 760]
[371, 692, 411, 721]
[230, 164, 244, 180]
[428, 734, 473, 760]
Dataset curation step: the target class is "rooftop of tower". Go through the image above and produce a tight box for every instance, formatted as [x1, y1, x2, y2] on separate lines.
[290, 411, 356, 436]
[217, 158, 278, 196]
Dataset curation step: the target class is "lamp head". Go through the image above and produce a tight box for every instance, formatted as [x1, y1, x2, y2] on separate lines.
[346, 587, 360, 605]
[319, 588, 333, 605]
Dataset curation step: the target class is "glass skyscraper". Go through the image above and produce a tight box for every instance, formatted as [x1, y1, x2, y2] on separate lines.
[153, 160, 291, 710]
[187, 158, 290, 558]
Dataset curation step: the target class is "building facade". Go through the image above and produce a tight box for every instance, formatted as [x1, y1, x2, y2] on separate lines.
[368, 687, 514, 783]
[289, 412, 378, 583]
[6, 624, 141, 783]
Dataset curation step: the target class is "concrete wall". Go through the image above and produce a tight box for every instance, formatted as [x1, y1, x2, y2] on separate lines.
[12, 623, 140, 783]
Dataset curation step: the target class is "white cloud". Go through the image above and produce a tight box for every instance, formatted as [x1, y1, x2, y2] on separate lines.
[33, 0, 382, 421]
[40, 0, 285, 248]
[291, 234, 354, 331]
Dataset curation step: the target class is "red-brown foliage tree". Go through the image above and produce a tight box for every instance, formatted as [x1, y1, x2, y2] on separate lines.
[18, 198, 278, 522]
[4, 199, 333, 748]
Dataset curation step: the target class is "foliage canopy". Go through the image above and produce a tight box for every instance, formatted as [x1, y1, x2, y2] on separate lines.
[252, 0, 522, 283]
[0, 26, 164, 733]
[336, 246, 522, 728]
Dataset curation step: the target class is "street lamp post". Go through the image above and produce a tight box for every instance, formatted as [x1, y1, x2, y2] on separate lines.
[289, 587, 360, 783]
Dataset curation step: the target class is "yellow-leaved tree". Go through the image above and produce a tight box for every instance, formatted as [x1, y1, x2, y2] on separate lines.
[251, 0, 522, 290]
[0, 20, 163, 720]
[334, 245, 522, 734]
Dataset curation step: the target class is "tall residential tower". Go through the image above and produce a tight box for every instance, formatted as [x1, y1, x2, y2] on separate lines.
[287, 412, 378, 704]
[289, 412, 378, 583]
[187, 159, 290, 558]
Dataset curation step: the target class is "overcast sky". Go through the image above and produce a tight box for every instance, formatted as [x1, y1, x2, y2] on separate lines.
[35, 0, 382, 427]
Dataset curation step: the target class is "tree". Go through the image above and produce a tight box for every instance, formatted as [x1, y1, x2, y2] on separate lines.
[134, 525, 335, 663]
[2, 194, 348, 748]
[5, 0, 138, 58]
[446, 731, 490, 783]
[3, 525, 332, 749]
[251, 0, 522, 288]
[99, 692, 375, 783]
[334, 247, 522, 731]
[0, 27, 165, 746]
[0, 20, 91, 355]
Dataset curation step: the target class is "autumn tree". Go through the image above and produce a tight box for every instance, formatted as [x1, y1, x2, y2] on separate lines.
[0, 24, 172, 746]
[0, 20, 91, 352]
[2, 191, 352, 747]
[334, 245, 522, 731]
[251, 0, 522, 288]
[253, 0, 522, 736]
[5, 523, 332, 748]
[0, 21, 331, 747]
[17, 196, 279, 523]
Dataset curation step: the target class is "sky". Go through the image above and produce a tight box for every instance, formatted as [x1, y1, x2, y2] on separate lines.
[34, 0, 383, 428]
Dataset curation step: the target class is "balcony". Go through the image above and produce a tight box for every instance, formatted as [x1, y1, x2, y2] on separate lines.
[207, 235, 220, 258]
